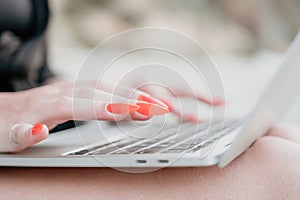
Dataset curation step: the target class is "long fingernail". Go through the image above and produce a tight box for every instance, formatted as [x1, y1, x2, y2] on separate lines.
[184, 115, 203, 124]
[136, 102, 169, 116]
[157, 98, 172, 110]
[212, 98, 226, 106]
[197, 96, 225, 106]
[138, 95, 169, 109]
[106, 103, 140, 114]
[31, 124, 44, 135]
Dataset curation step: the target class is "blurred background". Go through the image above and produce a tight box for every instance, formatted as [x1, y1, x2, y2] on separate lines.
[48, 0, 300, 52]
[47, 0, 300, 123]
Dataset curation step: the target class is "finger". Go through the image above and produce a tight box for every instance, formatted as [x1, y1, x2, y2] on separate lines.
[128, 112, 151, 121]
[26, 85, 125, 103]
[73, 87, 130, 103]
[267, 124, 300, 145]
[138, 86, 203, 123]
[102, 84, 169, 109]
[139, 84, 225, 106]
[38, 97, 145, 123]
[76, 90, 170, 122]
[171, 109, 203, 123]
[172, 90, 225, 106]
[23, 83, 169, 123]
[75, 81, 169, 108]
[43, 82, 170, 112]
[16, 82, 120, 102]
[7, 123, 48, 153]
[72, 87, 170, 119]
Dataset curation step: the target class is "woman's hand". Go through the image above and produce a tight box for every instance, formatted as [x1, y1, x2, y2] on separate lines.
[135, 84, 225, 123]
[0, 82, 169, 153]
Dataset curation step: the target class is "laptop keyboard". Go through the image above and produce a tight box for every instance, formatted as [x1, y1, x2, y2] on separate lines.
[66, 118, 244, 156]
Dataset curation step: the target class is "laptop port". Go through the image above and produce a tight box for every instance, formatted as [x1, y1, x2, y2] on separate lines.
[136, 159, 147, 164]
[158, 159, 169, 163]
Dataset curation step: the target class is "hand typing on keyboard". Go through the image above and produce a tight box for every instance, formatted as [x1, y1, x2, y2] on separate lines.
[0, 81, 170, 153]
[132, 84, 225, 123]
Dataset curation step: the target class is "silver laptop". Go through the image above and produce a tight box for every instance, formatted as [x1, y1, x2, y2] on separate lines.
[1, 32, 299, 168]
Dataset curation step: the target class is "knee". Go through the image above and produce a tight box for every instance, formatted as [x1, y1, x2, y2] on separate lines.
[247, 136, 300, 186]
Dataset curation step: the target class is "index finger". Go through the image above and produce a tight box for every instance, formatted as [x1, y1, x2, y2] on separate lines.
[73, 81, 169, 109]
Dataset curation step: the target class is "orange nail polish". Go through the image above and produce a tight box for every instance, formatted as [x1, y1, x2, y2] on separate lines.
[212, 98, 225, 106]
[158, 98, 172, 110]
[138, 95, 157, 104]
[106, 103, 140, 114]
[31, 124, 44, 135]
[196, 96, 225, 106]
[136, 103, 169, 116]
[184, 115, 203, 124]
[138, 95, 169, 109]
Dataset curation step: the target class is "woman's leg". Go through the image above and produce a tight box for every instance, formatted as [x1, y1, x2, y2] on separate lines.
[0, 129, 299, 199]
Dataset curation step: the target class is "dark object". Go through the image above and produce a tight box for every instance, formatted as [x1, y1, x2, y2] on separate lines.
[0, 0, 53, 92]
[50, 121, 86, 134]
[0, 0, 77, 133]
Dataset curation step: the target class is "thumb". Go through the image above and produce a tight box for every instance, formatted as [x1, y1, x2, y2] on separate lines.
[8, 123, 49, 152]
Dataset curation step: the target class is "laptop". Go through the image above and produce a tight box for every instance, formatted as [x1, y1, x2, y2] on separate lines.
[0, 31, 299, 168]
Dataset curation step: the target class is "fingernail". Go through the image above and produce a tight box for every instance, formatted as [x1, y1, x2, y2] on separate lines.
[136, 102, 169, 116]
[184, 115, 203, 124]
[31, 124, 44, 135]
[106, 103, 140, 114]
[212, 98, 225, 106]
[196, 95, 225, 106]
[158, 98, 172, 110]
[138, 95, 169, 109]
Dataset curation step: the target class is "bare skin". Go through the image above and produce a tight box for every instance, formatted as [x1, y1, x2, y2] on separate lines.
[0, 82, 169, 152]
[0, 81, 220, 153]
[0, 125, 299, 199]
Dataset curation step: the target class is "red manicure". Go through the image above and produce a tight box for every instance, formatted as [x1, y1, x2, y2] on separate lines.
[196, 96, 225, 106]
[184, 115, 203, 124]
[211, 98, 226, 106]
[158, 98, 172, 111]
[31, 124, 44, 135]
[138, 95, 170, 109]
[106, 103, 140, 114]
[136, 102, 169, 116]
